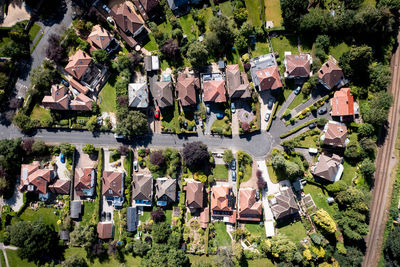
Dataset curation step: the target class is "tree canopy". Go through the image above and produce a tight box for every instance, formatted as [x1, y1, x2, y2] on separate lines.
[116, 110, 148, 138]
[183, 142, 210, 170]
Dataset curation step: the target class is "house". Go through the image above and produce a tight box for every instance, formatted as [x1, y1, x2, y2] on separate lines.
[176, 74, 199, 106]
[202, 75, 226, 103]
[19, 161, 56, 201]
[330, 87, 358, 122]
[155, 177, 177, 206]
[102, 171, 124, 207]
[49, 179, 70, 195]
[269, 186, 299, 221]
[150, 81, 174, 108]
[87, 25, 119, 53]
[237, 188, 262, 222]
[132, 174, 153, 206]
[312, 153, 344, 182]
[132, 0, 160, 20]
[321, 121, 349, 148]
[225, 64, 251, 99]
[75, 168, 96, 197]
[284, 53, 312, 78]
[69, 78, 89, 95]
[250, 53, 282, 91]
[211, 185, 236, 223]
[185, 181, 204, 212]
[144, 56, 160, 72]
[318, 56, 345, 90]
[70, 200, 82, 219]
[111, 2, 145, 47]
[42, 84, 92, 111]
[127, 207, 138, 232]
[65, 49, 93, 81]
[128, 83, 149, 108]
[167, 0, 190, 15]
[97, 222, 113, 239]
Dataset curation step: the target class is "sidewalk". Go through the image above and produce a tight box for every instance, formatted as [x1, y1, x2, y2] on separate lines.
[276, 91, 296, 119]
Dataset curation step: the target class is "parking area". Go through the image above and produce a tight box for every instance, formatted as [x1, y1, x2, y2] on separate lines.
[204, 103, 226, 134]
[231, 100, 253, 135]
[259, 90, 275, 131]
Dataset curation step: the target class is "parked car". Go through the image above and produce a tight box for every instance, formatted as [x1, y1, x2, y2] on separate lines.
[61, 79, 69, 87]
[154, 109, 160, 119]
[231, 102, 236, 113]
[114, 133, 124, 139]
[264, 113, 271, 122]
[60, 153, 65, 164]
[318, 107, 327, 115]
[216, 113, 224, 119]
[268, 97, 275, 109]
[133, 161, 139, 172]
[294, 86, 301, 95]
[309, 122, 316, 129]
[232, 171, 237, 182]
[102, 4, 111, 13]
[106, 212, 111, 221]
[231, 160, 236, 170]
[106, 17, 114, 24]
[72, 12, 77, 20]
[101, 211, 106, 221]
[206, 105, 211, 115]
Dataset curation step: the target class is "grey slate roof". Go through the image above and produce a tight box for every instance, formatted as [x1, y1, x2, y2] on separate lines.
[127, 207, 138, 232]
[132, 174, 153, 202]
[70, 200, 82, 219]
[151, 81, 174, 108]
[155, 178, 177, 203]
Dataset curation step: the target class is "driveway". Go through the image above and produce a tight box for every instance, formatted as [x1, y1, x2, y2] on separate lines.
[204, 103, 225, 135]
[56, 154, 71, 180]
[259, 90, 274, 131]
[3, 182, 23, 212]
[1, 0, 31, 27]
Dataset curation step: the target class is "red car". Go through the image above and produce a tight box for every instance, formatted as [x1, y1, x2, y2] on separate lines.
[154, 110, 160, 119]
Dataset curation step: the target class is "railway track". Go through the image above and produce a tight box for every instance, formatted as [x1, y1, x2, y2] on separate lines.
[362, 32, 400, 267]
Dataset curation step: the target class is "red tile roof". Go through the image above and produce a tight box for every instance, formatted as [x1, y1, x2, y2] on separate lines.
[330, 88, 354, 117]
[111, 2, 144, 36]
[69, 78, 89, 95]
[49, 179, 70, 195]
[65, 49, 92, 80]
[238, 188, 262, 221]
[20, 161, 53, 195]
[176, 76, 198, 106]
[75, 168, 94, 197]
[88, 25, 112, 50]
[97, 222, 113, 239]
[211, 185, 236, 223]
[102, 171, 123, 197]
[256, 65, 282, 91]
[42, 84, 70, 110]
[285, 54, 311, 77]
[318, 57, 344, 89]
[203, 80, 226, 103]
[70, 93, 92, 111]
[185, 181, 204, 210]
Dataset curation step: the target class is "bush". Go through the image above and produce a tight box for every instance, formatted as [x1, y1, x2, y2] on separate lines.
[82, 144, 96, 155]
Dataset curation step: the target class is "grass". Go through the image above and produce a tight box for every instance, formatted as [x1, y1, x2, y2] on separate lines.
[220, 1, 234, 17]
[179, 14, 198, 40]
[265, 0, 282, 27]
[245, 0, 262, 26]
[303, 183, 337, 218]
[267, 165, 281, 184]
[143, 34, 158, 51]
[140, 210, 151, 223]
[30, 32, 44, 53]
[189, 255, 274, 267]
[296, 133, 319, 148]
[211, 118, 231, 135]
[158, 20, 172, 38]
[0, 250, 6, 267]
[342, 160, 357, 186]
[363, 0, 376, 6]
[280, 118, 318, 139]
[271, 36, 298, 59]
[165, 208, 172, 225]
[7, 249, 36, 267]
[161, 103, 180, 133]
[30, 104, 52, 125]
[277, 220, 307, 243]
[113, 210, 121, 241]
[287, 93, 309, 111]
[214, 222, 231, 247]
[245, 223, 264, 236]
[252, 42, 270, 57]
[213, 164, 229, 180]
[242, 164, 253, 183]
[81, 201, 95, 226]
[329, 42, 351, 60]
[98, 73, 117, 113]
[28, 23, 41, 42]
[161, 59, 169, 70]
[19, 207, 60, 231]
[198, 8, 214, 32]
[226, 48, 243, 71]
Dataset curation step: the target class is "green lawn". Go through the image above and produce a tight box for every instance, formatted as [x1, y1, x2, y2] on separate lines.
[28, 23, 41, 42]
[252, 42, 270, 57]
[189, 255, 274, 267]
[277, 221, 307, 243]
[7, 249, 36, 267]
[161, 59, 169, 70]
[245, 0, 262, 26]
[265, 0, 282, 27]
[242, 164, 253, 183]
[140, 210, 151, 223]
[165, 208, 173, 225]
[158, 20, 172, 38]
[267, 164, 284, 184]
[303, 183, 337, 218]
[214, 222, 231, 247]
[271, 36, 298, 59]
[329, 42, 351, 60]
[179, 14, 198, 40]
[30, 104, 52, 125]
[220, 1, 234, 17]
[0, 250, 6, 267]
[213, 164, 229, 180]
[211, 117, 231, 135]
[144, 34, 158, 51]
[342, 160, 357, 186]
[287, 93, 309, 111]
[363, 0, 376, 6]
[98, 74, 117, 113]
[113, 210, 121, 241]
[226, 49, 243, 71]
[296, 132, 320, 148]
[81, 201, 95, 226]
[161, 102, 180, 133]
[245, 223, 264, 237]
[19, 207, 60, 231]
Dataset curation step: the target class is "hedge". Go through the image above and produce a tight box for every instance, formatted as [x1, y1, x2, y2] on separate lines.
[91, 148, 103, 225]
[280, 119, 318, 139]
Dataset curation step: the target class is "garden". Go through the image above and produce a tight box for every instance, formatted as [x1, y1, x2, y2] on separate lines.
[237, 150, 253, 183]
[161, 101, 196, 134]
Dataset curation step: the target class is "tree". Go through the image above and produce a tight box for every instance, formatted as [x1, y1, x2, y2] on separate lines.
[21, 138, 35, 154]
[186, 41, 208, 69]
[115, 110, 148, 138]
[167, 247, 189, 267]
[241, 122, 250, 132]
[233, 8, 248, 25]
[326, 180, 347, 195]
[132, 240, 150, 257]
[112, 54, 133, 72]
[208, 15, 235, 52]
[151, 208, 165, 223]
[378, 0, 400, 10]
[117, 145, 129, 155]
[223, 150, 234, 165]
[368, 63, 391, 92]
[46, 34, 64, 64]
[86, 116, 98, 132]
[62, 255, 88, 267]
[285, 161, 303, 180]
[151, 222, 171, 244]
[160, 39, 180, 60]
[343, 0, 363, 9]
[360, 158, 376, 179]
[334, 246, 364, 267]
[384, 226, 400, 266]
[32, 140, 47, 155]
[59, 143, 74, 157]
[150, 151, 165, 166]
[69, 224, 97, 251]
[183, 142, 209, 170]
[82, 144, 96, 154]
[260, 234, 298, 262]
[336, 187, 369, 212]
[301, 82, 311, 95]
[358, 123, 375, 138]
[344, 141, 362, 161]
[92, 49, 109, 65]
[281, 0, 308, 31]
[339, 45, 373, 85]
[271, 154, 286, 170]
[117, 96, 129, 106]
[360, 138, 376, 155]
[361, 91, 393, 126]
[30, 60, 59, 95]
[313, 209, 337, 234]
[13, 112, 36, 132]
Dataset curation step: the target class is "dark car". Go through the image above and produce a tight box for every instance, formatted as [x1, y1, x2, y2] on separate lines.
[216, 113, 224, 119]
[318, 107, 327, 115]
[231, 160, 236, 170]
[309, 123, 316, 129]
[232, 171, 237, 182]
[101, 212, 106, 221]
[106, 212, 111, 221]
[268, 97, 275, 109]
[61, 79, 69, 87]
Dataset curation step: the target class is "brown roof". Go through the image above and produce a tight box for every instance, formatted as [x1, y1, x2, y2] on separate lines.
[318, 57, 344, 89]
[49, 179, 70, 195]
[88, 25, 112, 50]
[238, 188, 262, 221]
[176, 75, 198, 106]
[65, 49, 92, 80]
[155, 178, 177, 203]
[226, 64, 251, 99]
[70, 93, 92, 111]
[69, 78, 89, 95]
[132, 174, 153, 202]
[97, 222, 113, 239]
[269, 187, 299, 220]
[285, 54, 311, 77]
[256, 65, 282, 91]
[20, 161, 53, 195]
[330, 88, 355, 118]
[151, 81, 174, 108]
[75, 168, 94, 196]
[203, 80, 226, 103]
[185, 181, 204, 210]
[42, 84, 70, 110]
[199, 207, 209, 228]
[323, 122, 347, 147]
[211, 186, 234, 212]
[111, 2, 144, 36]
[102, 171, 123, 197]
[312, 153, 342, 182]
[140, 0, 159, 12]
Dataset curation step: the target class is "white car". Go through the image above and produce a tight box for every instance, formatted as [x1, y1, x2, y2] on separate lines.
[103, 5, 111, 13]
[133, 161, 139, 172]
[114, 133, 124, 139]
